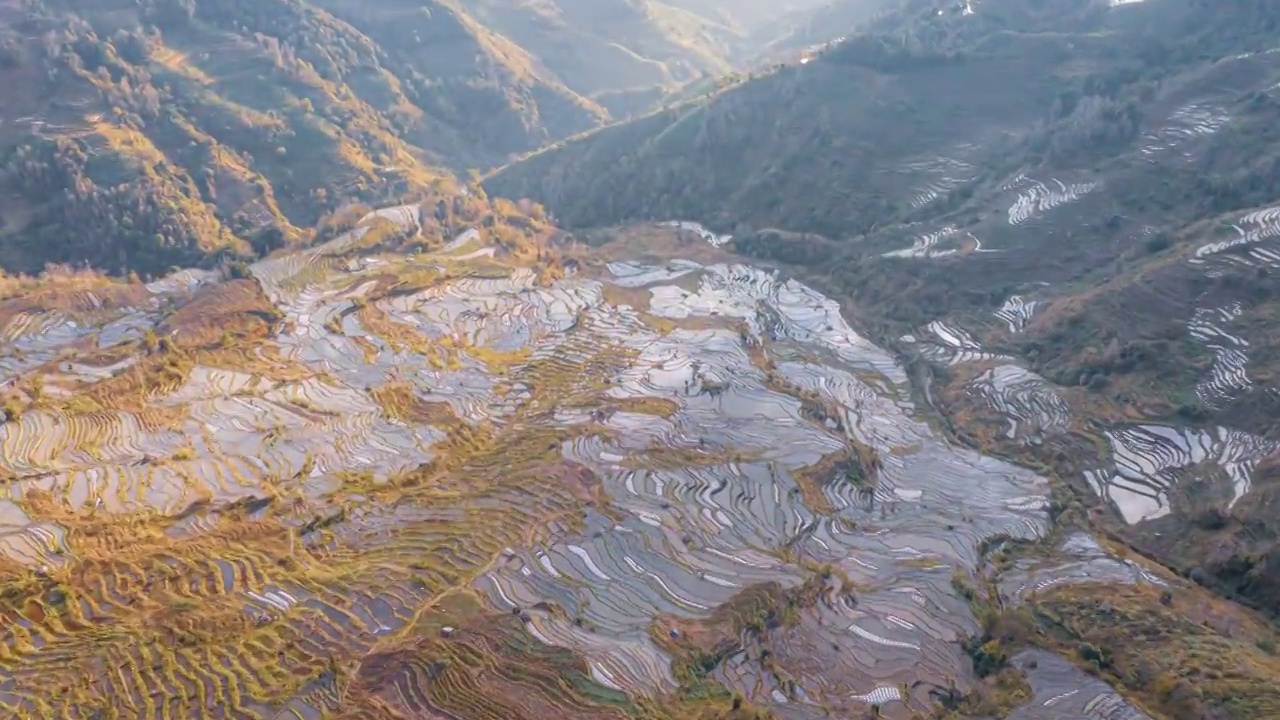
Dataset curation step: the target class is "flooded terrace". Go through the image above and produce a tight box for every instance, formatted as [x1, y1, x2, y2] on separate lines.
[0, 211, 1152, 719]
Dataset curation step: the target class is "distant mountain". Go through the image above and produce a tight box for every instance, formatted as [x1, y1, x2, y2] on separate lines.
[743, 0, 898, 61]
[660, 0, 804, 29]
[453, 0, 731, 98]
[489, 0, 1280, 239]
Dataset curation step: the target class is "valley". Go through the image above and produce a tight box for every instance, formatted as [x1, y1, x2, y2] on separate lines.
[488, 0, 1280, 626]
[2, 0, 1280, 718]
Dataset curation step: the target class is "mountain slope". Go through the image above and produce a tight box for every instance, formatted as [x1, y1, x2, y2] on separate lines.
[3, 0, 823, 277]
[0, 0, 582, 274]
[487, 0, 1280, 623]
[457, 0, 728, 94]
[488, 0, 1280, 236]
[662, 0, 826, 31]
[744, 0, 898, 62]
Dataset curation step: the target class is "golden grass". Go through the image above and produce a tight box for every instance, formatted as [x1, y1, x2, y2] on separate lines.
[150, 44, 216, 85]
[791, 444, 879, 517]
[600, 282, 654, 312]
[196, 344, 315, 382]
[371, 382, 459, 425]
[458, 340, 533, 375]
[589, 396, 681, 419]
[73, 351, 193, 412]
[621, 442, 759, 472]
[0, 266, 144, 316]
[1028, 581, 1280, 719]
[160, 279, 281, 348]
[581, 225, 739, 268]
[354, 301, 437, 360]
[92, 120, 168, 166]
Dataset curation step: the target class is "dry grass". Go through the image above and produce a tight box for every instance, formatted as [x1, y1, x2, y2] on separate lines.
[791, 444, 879, 517]
[603, 396, 681, 418]
[1028, 582, 1280, 719]
[158, 279, 280, 349]
[371, 382, 459, 425]
[0, 266, 145, 316]
[72, 351, 192, 412]
[600, 282, 654, 311]
[582, 225, 740, 268]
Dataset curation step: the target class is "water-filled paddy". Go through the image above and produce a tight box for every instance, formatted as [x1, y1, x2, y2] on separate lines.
[0, 211, 1172, 718]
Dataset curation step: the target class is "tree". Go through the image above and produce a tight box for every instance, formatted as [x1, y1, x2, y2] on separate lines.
[0, 38, 23, 68]
[145, 0, 197, 30]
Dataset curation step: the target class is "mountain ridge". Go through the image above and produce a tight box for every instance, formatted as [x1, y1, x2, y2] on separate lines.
[0, 0, 852, 277]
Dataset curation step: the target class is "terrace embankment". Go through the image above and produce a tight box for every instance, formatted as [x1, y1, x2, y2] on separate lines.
[0, 207, 1277, 720]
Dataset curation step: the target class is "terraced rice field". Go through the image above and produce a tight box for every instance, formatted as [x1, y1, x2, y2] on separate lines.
[0, 209, 1170, 718]
[1006, 650, 1152, 720]
[998, 534, 1166, 605]
[1083, 425, 1280, 524]
[1188, 303, 1252, 408]
[903, 320, 1011, 366]
[1004, 176, 1100, 226]
[993, 295, 1040, 334]
[1191, 202, 1280, 271]
[881, 225, 962, 259]
[1140, 102, 1230, 160]
[900, 156, 976, 210]
[970, 365, 1071, 443]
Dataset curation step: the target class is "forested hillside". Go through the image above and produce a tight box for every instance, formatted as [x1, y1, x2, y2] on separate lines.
[0, 0, 853, 277]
